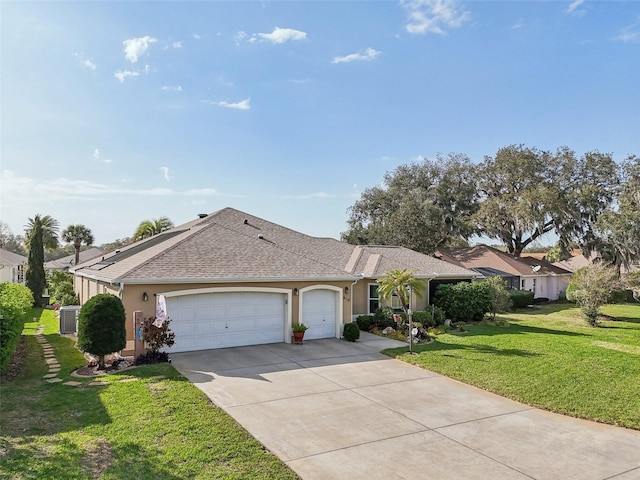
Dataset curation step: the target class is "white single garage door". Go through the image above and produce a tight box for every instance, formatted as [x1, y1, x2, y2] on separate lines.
[301, 289, 337, 340]
[166, 292, 285, 352]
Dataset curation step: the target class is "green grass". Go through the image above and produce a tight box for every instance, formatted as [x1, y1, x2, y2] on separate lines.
[0, 309, 299, 480]
[383, 303, 640, 430]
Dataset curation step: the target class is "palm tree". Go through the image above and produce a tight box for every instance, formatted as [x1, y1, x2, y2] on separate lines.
[62, 224, 95, 266]
[24, 214, 59, 252]
[133, 217, 174, 242]
[376, 269, 426, 354]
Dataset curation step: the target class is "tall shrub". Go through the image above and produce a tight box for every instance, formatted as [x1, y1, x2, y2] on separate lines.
[0, 283, 34, 372]
[25, 222, 45, 306]
[486, 276, 512, 319]
[434, 282, 491, 322]
[568, 263, 621, 326]
[77, 294, 126, 369]
[48, 271, 79, 305]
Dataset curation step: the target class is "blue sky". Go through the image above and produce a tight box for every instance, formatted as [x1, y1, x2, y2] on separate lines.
[2, 0, 639, 245]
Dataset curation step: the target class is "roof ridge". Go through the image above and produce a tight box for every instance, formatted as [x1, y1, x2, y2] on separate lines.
[205, 218, 355, 276]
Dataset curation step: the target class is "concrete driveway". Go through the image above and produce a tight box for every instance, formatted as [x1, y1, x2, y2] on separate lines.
[171, 333, 640, 480]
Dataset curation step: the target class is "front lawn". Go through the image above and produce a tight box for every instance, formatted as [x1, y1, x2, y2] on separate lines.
[0, 308, 298, 480]
[383, 303, 640, 430]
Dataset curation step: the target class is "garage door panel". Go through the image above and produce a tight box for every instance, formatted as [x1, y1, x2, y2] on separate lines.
[167, 292, 285, 352]
[302, 289, 337, 340]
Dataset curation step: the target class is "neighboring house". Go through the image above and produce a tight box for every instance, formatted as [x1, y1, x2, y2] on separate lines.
[45, 247, 106, 272]
[71, 207, 476, 355]
[435, 245, 573, 300]
[553, 254, 592, 273]
[0, 248, 27, 284]
[554, 253, 639, 275]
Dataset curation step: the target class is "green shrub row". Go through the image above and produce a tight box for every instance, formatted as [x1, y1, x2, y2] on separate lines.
[356, 305, 446, 331]
[509, 290, 534, 308]
[0, 283, 34, 373]
[434, 282, 490, 322]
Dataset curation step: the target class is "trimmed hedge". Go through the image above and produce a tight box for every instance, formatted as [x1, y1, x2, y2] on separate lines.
[434, 282, 491, 322]
[509, 290, 534, 308]
[356, 314, 374, 331]
[412, 306, 446, 327]
[343, 322, 360, 342]
[0, 283, 34, 373]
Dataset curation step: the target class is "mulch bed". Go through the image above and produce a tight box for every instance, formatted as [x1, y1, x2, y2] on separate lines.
[0, 336, 27, 382]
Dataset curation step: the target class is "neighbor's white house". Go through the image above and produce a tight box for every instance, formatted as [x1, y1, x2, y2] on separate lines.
[0, 248, 27, 284]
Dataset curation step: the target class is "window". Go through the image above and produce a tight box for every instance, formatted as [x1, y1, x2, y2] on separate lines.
[391, 285, 411, 312]
[369, 283, 411, 313]
[368, 284, 379, 314]
[533, 278, 537, 293]
[521, 279, 526, 290]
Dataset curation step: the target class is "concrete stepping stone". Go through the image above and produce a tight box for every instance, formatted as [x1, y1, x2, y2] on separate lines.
[49, 368, 61, 373]
[45, 358, 58, 364]
[46, 378, 63, 383]
[48, 364, 61, 370]
[63, 381, 82, 387]
[119, 378, 138, 383]
[88, 381, 108, 387]
[43, 373, 58, 379]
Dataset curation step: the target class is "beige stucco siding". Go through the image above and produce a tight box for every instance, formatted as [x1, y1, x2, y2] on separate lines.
[76, 278, 353, 355]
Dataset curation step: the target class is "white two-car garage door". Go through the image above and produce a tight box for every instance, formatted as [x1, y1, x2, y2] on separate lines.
[166, 291, 286, 352]
[301, 289, 338, 340]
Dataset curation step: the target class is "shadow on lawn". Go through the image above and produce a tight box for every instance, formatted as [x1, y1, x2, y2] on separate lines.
[0, 437, 183, 480]
[455, 322, 584, 338]
[385, 339, 540, 359]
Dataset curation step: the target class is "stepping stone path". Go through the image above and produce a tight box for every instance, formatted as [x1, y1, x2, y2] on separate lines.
[35, 324, 98, 389]
[36, 325, 141, 388]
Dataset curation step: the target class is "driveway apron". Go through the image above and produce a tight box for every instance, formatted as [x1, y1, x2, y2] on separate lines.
[171, 333, 640, 480]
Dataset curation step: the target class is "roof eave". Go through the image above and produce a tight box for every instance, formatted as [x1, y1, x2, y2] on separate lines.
[80, 275, 362, 285]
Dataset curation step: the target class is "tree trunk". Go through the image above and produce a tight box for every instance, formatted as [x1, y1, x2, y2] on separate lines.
[98, 354, 106, 370]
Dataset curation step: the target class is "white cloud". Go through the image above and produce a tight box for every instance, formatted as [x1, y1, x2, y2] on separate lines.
[255, 27, 307, 44]
[207, 98, 251, 110]
[159, 166, 171, 182]
[193, 34, 201, 40]
[123, 36, 158, 63]
[114, 70, 140, 83]
[615, 20, 640, 42]
[511, 19, 524, 30]
[235, 31, 248, 44]
[162, 85, 183, 92]
[73, 52, 96, 70]
[93, 148, 100, 159]
[172, 41, 183, 49]
[566, 0, 586, 14]
[332, 47, 381, 64]
[402, 0, 470, 35]
[615, 31, 640, 42]
[0, 170, 219, 201]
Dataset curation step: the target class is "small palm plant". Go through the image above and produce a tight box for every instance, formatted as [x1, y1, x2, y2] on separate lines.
[376, 269, 426, 353]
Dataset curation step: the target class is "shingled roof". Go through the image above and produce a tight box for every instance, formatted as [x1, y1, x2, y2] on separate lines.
[72, 208, 476, 284]
[0, 248, 27, 265]
[435, 245, 572, 276]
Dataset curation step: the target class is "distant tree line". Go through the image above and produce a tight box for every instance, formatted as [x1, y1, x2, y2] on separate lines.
[342, 144, 639, 267]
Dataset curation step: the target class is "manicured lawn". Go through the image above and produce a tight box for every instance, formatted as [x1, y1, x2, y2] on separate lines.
[383, 303, 640, 430]
[0, 309, 299, 480]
